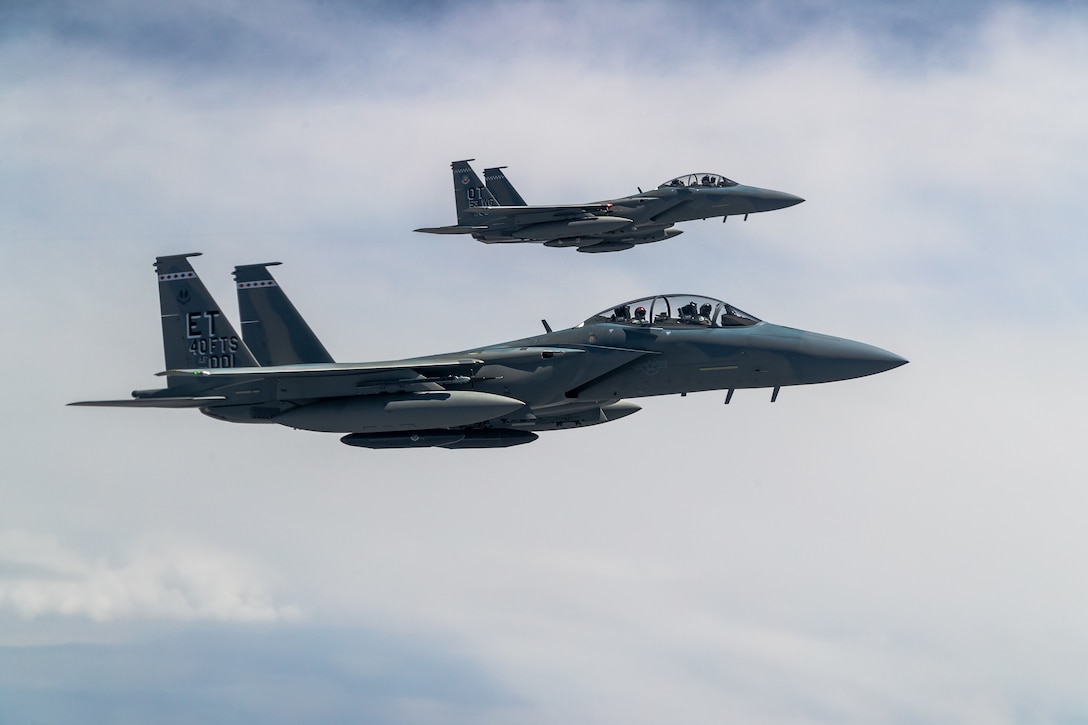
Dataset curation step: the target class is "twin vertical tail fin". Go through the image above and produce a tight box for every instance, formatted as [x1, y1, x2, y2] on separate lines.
[156, 253, 257, 386]
[72, 255, 323, 407]
[483, 166, 527, 206]
[452, 159, 498, 225]
[234, 263, 334, 366]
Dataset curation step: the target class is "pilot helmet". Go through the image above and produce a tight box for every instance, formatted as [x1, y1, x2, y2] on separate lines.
[634, 305, 646, 318]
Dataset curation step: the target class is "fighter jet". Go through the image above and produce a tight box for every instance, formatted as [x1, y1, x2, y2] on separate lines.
[415, 160, 805, 253]
[70, 254, 906, 449]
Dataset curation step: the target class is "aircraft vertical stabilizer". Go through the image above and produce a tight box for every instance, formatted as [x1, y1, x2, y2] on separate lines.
[156, 253, 257, 386]
[483, 166, 527, 206]
[234, 262, 334, 366]
[452, 159, 498, 225]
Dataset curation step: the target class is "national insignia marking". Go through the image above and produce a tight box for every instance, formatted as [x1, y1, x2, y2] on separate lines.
[637, 359, 667, 376]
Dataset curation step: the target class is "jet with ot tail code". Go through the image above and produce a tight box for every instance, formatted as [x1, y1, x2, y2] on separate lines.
[70, 254, 905, 449]
[415, 160, 805, 253]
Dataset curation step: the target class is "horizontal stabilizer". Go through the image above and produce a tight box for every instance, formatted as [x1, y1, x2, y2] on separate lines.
[68, 396, 227, 408]
[414, 225, 489, 235]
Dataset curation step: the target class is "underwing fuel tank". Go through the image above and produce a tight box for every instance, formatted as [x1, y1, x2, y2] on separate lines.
[516, 216, 632, 240]
[275, 390, 525, 433]
[341, 428, 539, 449]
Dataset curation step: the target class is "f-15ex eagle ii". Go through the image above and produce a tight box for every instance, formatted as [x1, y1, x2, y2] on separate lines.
[70, 254, 905, 449]
[414, 160, 805, 253]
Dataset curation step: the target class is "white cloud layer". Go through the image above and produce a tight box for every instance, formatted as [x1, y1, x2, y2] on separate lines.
[2, 1, 1088, 723]
[0, 531, 299, 622]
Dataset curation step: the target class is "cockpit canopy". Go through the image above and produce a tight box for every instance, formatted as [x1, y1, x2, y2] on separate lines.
[591, 294, 761, 328]
[660, 173, 738, 189]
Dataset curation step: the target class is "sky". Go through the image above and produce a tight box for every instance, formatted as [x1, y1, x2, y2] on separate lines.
[2, 0, 1088, 722]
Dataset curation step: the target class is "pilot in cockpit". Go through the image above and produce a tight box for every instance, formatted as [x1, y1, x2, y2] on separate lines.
[633, 305, 649, 324]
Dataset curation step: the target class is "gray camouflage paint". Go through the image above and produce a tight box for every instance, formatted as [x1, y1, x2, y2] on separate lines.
[71, 255, 905, 448]
[415, 160, 805, 252]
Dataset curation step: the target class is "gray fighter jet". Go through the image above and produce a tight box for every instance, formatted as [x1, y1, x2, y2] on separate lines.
[70, 254, 906, 449]
[415, 160, 805, 253]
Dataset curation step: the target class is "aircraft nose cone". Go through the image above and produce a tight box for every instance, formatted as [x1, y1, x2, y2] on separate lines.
[799, 332, 908, 383]
[775, 191, 805, 209]
[741, 187, 806, 212]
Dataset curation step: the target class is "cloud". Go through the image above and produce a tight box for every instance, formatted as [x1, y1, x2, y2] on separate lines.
[3, 2, 1088, 724]
[0, 531, 300, 622]
[0, 625, 522, 725]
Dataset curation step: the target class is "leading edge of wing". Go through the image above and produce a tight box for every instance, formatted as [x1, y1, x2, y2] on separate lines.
[157, 347, 590, 378]
[462, 203, 614, 218]
[158, 357, 488, 378]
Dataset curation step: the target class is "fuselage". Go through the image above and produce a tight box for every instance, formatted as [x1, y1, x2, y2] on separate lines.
[467, 319, 905, 406]
[198, 294, 905, 437]
[463, 172, 804, 250]
[603, 183, 805, 227]
[73, 253, 904, 450]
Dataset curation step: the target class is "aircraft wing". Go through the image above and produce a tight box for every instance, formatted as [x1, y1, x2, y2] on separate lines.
[72, 346, 626, 408]
[437, 204, 620, 230]
[159, 347, 588, 378]
[158, 357, 487, 378]
[68, 396, 228, 408]
[466, 203, 613, 219]
[421, 202, 627, 235]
